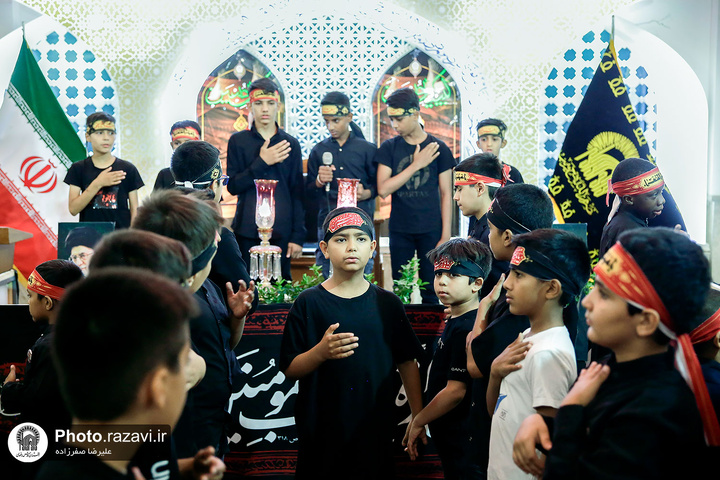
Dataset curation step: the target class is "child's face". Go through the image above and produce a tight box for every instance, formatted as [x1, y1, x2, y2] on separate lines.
[476, 134, 506, 156]
[28, 290, 50, 323]
[434, 271, 479, 307]
[503, 268, 548, 316]
[487, 220, 513, 261]
[454, 183, 484, 218]
[323, 115, 352, 141]
[582, 280, 637, 350]
[170, 137, 192, 151]
[85, 129, 116, 155]
[389, 114, 419, 137]
[251, 99, 279, 127]
[321, 228, 376, 274]
[624, 186, 665, 219]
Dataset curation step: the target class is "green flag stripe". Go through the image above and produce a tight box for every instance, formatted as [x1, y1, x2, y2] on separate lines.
[9, 40, 86, 165]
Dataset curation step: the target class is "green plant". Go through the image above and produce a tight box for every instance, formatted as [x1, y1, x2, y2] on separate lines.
[257, 264, 325, 304]
[392, 256, 429, 304]
[582, 271, 596, 297]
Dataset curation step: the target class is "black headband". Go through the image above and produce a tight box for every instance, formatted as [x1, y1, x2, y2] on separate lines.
[509, 246, 582, 298]
[323, 209, 374, 243]
[174, 160, 222, 190]
[191, 239, 218, 275]
[486, 198, 531, 235]
[433, 257, 487, 279]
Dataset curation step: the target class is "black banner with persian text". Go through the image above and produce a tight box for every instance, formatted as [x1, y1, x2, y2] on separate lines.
[548, 40, 685, 264]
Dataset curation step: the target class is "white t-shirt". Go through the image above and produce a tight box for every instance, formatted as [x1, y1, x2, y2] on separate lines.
[487, 326, 577, 480]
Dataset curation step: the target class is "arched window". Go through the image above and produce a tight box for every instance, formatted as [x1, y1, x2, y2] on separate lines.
[196, 50, 283, 216]
[372, 50, 461, 157]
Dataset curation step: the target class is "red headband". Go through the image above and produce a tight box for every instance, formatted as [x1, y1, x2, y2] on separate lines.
[249, 89, 280, 102]
[27, 269, 65, 300]
[171, 126, 200, 141]
[595, 243, 720, 445]
[691, 306, 720, 345]
[454, 170, 504, 188]
[607, 166, 664, 206]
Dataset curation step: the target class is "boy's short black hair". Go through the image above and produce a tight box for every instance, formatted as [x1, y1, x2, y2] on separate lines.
[65, 226, 102, 250]
[53, 268, 198, 420]
[427, 237, 492, 282]
[512, 229, 591, 306]
[170, 120, 201, 136]
[476, 118, 507, 137]
[386, 87, 420, 110]
[455, 153, 504, 199]
[89, 229, 192, 285]
[249, 77, 279, 94]
[170, 141, 221, 183]
[493, 183, 554, 232]
[321, 91, 350, 108]
[34, 260, 83, 297]
[618, 228, 710, 342]
[611, 157, 655, 184]
[85, 111, 116, 129]
[132, 189, 222, 257]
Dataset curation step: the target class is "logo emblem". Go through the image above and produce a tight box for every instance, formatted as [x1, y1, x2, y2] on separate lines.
[510, 247, 529, 266]
[7, 422, 48, 462]
[20, 156, 58, 193]
[328, 212, 365, 233]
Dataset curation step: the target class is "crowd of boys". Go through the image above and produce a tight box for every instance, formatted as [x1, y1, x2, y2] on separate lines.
[2, 78, 719, 480]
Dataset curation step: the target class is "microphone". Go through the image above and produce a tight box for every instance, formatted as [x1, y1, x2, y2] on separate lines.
[321, 151, 333, 193]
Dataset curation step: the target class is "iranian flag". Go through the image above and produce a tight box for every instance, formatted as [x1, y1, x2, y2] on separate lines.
[0, 37, 85, 282]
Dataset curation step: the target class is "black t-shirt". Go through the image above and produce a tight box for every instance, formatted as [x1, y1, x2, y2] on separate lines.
[468, 286, 529, 470]
[376, 134, 455, 234]
[226, 124, 305, 244]
[427, 310, 475, 435]
[153, 167, 175, 191]
[174, 279, 236, 458]
[279, 283, 423, 479]
[129, 437, 180, 480]
[64, 157, 144, 229]
[209, 226, 258, 315]
[546, 351, 708, 479]
[306, 134, 378, 224]
[469, 213, 510, 299]
[0, 325, 70, 434]
[599, 209, 646, 256]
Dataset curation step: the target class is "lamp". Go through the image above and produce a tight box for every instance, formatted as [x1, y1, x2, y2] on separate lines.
[249, 179, 282, 287]
[336, 178, 359, 208]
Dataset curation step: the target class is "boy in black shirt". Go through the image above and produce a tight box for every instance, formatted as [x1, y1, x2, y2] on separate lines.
[64, 112, 144, 229]
[404, 238, 492, 479]
[307, 91, 377, 277]
[279, 207, 424, 479]
[2, 260, 82, 478]
[599, 157, 666, 256]
[153, 120, 202, 191]
[226, 78, 305, 280]
[36, 269, 197, 480]
[170, 140, 258, 314]
[454, 153, 509, 298]
[133, 190, 254, 457]
[376, 88, 455, 304]
[475, 118, 523, 184]
[465, 183, 555, 477]
[513, 228, 719, 479]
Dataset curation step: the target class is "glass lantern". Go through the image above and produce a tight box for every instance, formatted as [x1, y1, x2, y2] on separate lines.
[249, 179, 283, 288]
[336, 178, 359, 208]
